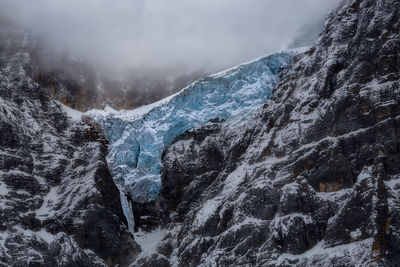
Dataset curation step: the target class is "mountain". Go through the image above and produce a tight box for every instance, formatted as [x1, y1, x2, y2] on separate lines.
[1, 0, 400, 266]
[97, 0, 399, 265]
[0, 28, 139, 265]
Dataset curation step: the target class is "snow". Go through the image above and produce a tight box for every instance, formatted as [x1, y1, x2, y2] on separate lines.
[0, 183, 9, 196]
[270, 213, 314, 238]
[86, 91, 180, 123]
[56, 101, 82, 121]
[0, 231, 9, 254]
[315, 188, 352, 201]
[350, 229, 362, 240]
[89, 51, 294, 203]
[384, 178, 400, 191]
[134, 228, 167, 257]
[193, 199, 220, 229]
[11, 226, 55, 244]
[36, 186, 58, 218]
[193, 162, 251, 229]
[270, 238, 375, 266]
[35, 229, 55, 244]
[222, 163, 248, 195]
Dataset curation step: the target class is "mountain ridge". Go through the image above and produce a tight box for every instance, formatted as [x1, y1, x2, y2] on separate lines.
[0, 0, 399, 266]
[129, 0, 400, 265]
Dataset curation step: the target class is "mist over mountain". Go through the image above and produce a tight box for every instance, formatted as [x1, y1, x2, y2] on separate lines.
[0, 0, 340, 78]
[4, 0, 400, 266]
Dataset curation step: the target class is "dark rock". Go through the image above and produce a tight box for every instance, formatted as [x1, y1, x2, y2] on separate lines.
[0, 36, 139, 266]
[135, 0, 400, 266]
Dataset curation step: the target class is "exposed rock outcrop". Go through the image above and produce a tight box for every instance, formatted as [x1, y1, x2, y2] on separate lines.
[134, 0, 400, 265]
[0, 30, 139, 266]
[2, 0, 400, 266]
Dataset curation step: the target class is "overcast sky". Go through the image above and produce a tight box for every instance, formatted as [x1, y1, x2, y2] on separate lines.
[0, 0, 340, 76]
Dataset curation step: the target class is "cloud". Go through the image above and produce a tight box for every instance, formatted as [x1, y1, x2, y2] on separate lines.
[0, 0, 340, 76]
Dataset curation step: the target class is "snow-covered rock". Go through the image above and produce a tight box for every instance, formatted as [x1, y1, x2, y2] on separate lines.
[132, 0, 400, 266]
[0, 27, 139, 266]
[1, 0, 400, 266]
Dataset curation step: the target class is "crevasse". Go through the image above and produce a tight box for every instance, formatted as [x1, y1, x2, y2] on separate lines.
[90, 52, 292, 203]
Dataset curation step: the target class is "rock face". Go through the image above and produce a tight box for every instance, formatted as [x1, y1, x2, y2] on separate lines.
[133, 0, 400, 266]
[0, 28, 139, 266]
[2, 0, 400, 266]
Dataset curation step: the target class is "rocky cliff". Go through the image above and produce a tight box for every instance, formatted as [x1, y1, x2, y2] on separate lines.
[1, 0, 400, 266]
[132, 0, 400, 265]
[0, 30, 139, 266]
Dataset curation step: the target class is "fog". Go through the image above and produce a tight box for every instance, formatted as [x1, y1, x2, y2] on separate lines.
[0, 0, 340, 77]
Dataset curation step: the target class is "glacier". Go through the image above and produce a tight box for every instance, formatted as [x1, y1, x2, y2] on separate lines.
[89, 52, 293, 203]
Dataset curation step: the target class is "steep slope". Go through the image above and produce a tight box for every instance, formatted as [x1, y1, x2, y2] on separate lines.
[0, 29, 139, 266]
[131, 0, 400, 266]
[1, 0, 399, 266]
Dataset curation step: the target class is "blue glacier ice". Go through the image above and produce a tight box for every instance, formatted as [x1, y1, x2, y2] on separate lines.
[90, 52, 293, 203]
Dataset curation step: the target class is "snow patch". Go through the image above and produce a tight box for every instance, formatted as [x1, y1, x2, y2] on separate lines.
[134, 228, 167, 257]
[36, 187, 59, 218]
[57, 101, 82, 121]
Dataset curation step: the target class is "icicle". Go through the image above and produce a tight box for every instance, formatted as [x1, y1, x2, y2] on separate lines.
[119, 188, 135, 235]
